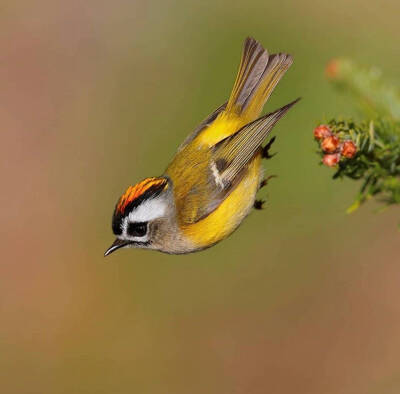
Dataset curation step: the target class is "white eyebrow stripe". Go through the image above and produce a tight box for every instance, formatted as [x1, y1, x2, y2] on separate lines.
[127, 197, 167, 223]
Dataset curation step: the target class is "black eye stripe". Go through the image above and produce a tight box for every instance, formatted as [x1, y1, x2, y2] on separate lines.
[127, 222, 147, 237]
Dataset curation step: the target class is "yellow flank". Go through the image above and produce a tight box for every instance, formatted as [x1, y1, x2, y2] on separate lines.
[181, 153, 262, 248]
[196, 112, 250, 146]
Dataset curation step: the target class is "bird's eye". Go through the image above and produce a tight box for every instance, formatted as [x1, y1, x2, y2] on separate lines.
[127, 222, 147, 237]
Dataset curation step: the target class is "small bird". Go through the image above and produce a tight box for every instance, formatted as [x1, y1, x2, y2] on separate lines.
[105, 37, 299, 256]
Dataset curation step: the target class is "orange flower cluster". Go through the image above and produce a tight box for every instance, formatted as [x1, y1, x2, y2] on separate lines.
[313, 125, 357, 167]
[325, 59, 339, 79]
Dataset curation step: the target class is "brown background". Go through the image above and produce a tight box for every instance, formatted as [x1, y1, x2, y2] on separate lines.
[1, 0, 400, 393]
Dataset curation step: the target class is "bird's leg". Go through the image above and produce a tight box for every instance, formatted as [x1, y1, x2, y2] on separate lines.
[254, 199, 266, 210]
[255, 174, 278, 210]
[262, 136, 276, 159]
[256, 138, 277, 210]
[259, 175, 277, 190]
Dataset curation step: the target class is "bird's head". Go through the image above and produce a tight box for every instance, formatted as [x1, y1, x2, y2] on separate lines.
[105, 177, 175, 256]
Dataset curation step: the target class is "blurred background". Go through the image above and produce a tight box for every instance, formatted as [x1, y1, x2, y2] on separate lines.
[1, 0, 400, 393]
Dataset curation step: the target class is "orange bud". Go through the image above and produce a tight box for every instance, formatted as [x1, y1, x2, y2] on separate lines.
[321, 135, 340, 153]
[313, 125, 332, 140]
[342, 140, 357, 158]
[326, 59, 339, 79]
[322, 153, 340, 167]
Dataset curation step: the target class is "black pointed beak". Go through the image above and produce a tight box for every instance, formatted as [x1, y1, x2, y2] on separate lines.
[104, 238, 130, 257]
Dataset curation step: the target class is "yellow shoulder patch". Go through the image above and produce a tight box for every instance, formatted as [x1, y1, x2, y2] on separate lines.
[196, 112, 248, 147]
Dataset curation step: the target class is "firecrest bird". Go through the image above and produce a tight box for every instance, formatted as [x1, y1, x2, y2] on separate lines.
[105, 37, 299, 256]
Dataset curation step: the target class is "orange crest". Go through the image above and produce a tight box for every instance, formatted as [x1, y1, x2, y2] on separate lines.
[116, 177, 168, 214]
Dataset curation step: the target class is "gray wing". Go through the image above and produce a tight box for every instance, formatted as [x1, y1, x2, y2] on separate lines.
[192, 98, 300, 221]
[212, 98, 300, 186]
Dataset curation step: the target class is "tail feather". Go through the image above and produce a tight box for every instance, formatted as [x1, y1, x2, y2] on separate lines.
[225, 37, 293, 121]
[226, 38, 269, 114]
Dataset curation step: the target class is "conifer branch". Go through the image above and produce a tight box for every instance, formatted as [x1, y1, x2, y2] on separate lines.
[314, 59, 400, 214]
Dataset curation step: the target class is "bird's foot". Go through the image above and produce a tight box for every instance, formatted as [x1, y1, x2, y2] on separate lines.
[262, 136, 276, 159]
[254, 199, 266, 210]
[259, 175, 277, 190]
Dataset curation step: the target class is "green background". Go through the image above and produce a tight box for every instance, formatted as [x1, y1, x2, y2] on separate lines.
[1, 0, 400, 393]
